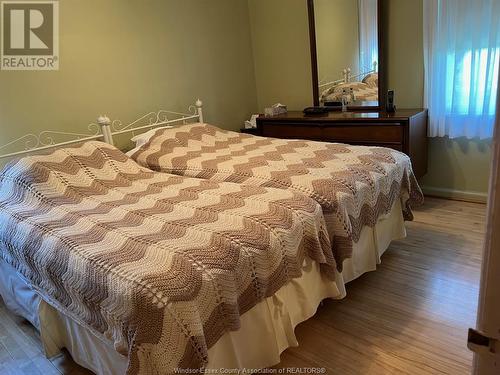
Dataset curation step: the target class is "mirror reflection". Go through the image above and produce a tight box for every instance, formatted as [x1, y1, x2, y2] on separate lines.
[315, 0, 379, 107]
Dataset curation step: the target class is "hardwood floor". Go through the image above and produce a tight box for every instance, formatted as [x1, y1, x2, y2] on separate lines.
[0, 197, 485, 375]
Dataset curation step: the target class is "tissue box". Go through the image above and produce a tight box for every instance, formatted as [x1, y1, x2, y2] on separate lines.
[264, 104, 287, 116]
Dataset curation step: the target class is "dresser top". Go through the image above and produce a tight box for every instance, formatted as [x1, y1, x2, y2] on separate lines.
[258, 109, 427, 122]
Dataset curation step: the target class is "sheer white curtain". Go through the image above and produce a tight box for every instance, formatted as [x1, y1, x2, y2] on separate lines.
[358, 0, 378, 73]
[423, 0, 500, 139]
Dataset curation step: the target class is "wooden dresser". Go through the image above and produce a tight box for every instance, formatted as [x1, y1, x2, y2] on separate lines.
[256, 109, 428, 179]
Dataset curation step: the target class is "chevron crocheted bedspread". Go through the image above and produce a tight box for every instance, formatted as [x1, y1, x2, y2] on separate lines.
[0, 141, 335, 374]
[130, 123, 424, 269]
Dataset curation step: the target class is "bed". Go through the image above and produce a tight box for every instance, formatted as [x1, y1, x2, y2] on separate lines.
[0, 101, 416, 374]
[321, 81, 379, 103]
[0, 141, 340, 374]
[127, 122, 423, 271]
[0, 200, 405, 374]
[319, 67, 379, 104]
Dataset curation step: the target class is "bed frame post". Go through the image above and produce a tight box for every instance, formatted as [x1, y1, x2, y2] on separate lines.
[97, 115, 114, 145]
[196, 99, 204, 123]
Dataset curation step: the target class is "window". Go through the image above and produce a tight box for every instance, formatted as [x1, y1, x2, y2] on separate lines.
[424, 0, 500, 139]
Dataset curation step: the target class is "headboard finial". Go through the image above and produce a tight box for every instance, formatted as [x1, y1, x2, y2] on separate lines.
[195, 99, 204, 123]
[96, 115, 114, 145]
[97, 115, 111, 126]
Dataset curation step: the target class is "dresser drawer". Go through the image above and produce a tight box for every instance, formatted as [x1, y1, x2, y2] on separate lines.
[261, 123, 322, 139]
[322, 123, 403, 143]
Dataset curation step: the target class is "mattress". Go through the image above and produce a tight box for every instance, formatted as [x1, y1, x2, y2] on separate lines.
[0, 199, 405, 374]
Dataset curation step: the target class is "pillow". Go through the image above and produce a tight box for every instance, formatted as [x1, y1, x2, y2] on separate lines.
[126, 126, 174, 157]
[130, 126, 173, 147]
[362, 72, 378, 88]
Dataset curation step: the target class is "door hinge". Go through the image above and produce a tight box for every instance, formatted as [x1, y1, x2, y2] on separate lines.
[468, 328, 498, 355]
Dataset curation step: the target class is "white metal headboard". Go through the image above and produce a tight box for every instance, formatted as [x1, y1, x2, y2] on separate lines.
[319, 61, 378, 90]
[0, 99, 203, 161]
[97, 99, 204, 145]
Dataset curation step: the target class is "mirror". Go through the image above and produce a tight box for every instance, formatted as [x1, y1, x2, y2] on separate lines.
[308, 0, 383, 109]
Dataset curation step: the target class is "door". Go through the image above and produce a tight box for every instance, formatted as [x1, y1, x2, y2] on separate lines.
[469, 81, 500, 374]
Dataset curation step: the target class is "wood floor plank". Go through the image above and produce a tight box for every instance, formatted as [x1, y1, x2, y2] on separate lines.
[275, 197, 484, 375]
[0, 197, 485, 374]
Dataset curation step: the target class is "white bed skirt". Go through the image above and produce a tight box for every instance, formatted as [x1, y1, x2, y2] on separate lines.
[0, 200, 405, 375]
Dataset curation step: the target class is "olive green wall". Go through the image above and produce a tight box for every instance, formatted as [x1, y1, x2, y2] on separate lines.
[315, 0, 359, 85]
[0, 0, 257, 153]
[248, 0, 313, 110]
[248, 0, 492, 201]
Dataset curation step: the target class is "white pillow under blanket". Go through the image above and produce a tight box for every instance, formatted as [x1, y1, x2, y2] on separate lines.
[130, 126, 173, 147]
[126, 126, 173, 156]
[362, 72, 378, 88]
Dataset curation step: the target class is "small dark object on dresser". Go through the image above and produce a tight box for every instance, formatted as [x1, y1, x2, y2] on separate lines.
[386, 90, 396, 112]
[323, 101, 343, 108]
[303, 106, 330, 116]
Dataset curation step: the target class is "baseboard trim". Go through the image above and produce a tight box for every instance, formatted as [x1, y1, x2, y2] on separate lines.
[421, 186, 488, 204]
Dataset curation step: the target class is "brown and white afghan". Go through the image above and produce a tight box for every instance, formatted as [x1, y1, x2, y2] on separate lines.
[0, 141, 335, 374]
[130, 123, 424, 269]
